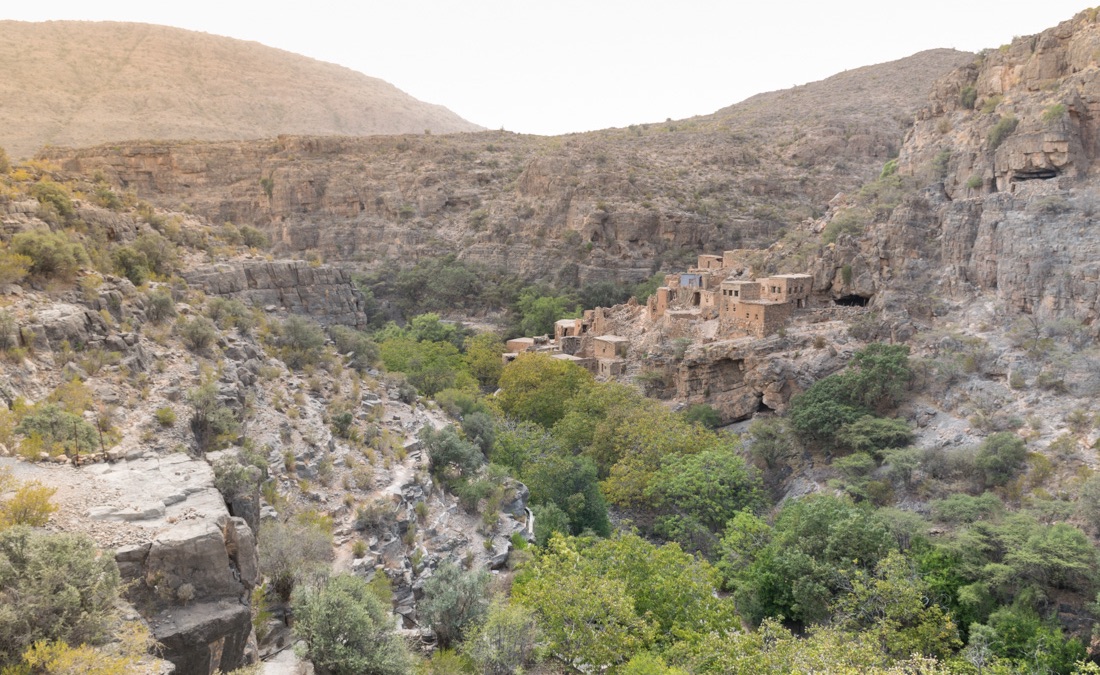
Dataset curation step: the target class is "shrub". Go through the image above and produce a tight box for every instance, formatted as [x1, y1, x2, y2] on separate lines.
[177, 316, 219, 353]
[959, 85, 978, 110]
[0, 527, 121, 664]
[276, 316, 327, 369]
[132, 232, 178, 278]
[111, 245, 149, 286]
[186, 379, 238, 452]
[0, 481, 57, 528]
[29, 181, 74, 219]
[420, 561, 490, 648]
[987, 115, 1019, 150]
[292, 574, 412, 675]
[966, 175, 983, 190]
[0, 147, 8, 174]
[145, 289, 176, 324]
[1042, 103, 1066, 124]
[258, 519, 333, 602]
[11, 230, 88, 281]
[329, 325, 379, 372]
[422, 425, 484, 479]
[212, 455, 263, 502]
[973, 432, 1027, 487]
[932, 149, 952, 179]
[0, 248, 31, 286]
[0, 312, 17, 351]
[682, 404, 721, 429]
[238, 225, 269, 249]
[822, 208, 870, 244]
[15, 403, 99, 456]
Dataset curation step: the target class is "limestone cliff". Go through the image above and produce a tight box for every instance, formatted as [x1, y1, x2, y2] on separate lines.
[799, 10, 1100, 334]
[43, 49, 971, 284]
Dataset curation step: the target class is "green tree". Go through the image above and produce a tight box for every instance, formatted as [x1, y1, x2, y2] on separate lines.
[497, 353, 593, 428]
[721, 494, 895, 626]
[835, 416, 913, 457]
[831, 552, 961, 660]
[514, 287, 579, 337]
[420, 561, 490, 648]
[292, 574, 413, 675]
[512, 535, 653, 671]
[463, 332, 506, 390]
[379, 337, 474, 396]
[15, 403, 99, 456]
[421, 425, 484, 481]
[682, 404, 721, 429]
[463, 600, 541, 675]
[522, 453, 610, 537]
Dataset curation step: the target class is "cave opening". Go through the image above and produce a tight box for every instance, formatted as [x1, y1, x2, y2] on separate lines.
[835, 294, 870, 307]
[1012, 169, 1058, 181]
[756, 396, 774, 413]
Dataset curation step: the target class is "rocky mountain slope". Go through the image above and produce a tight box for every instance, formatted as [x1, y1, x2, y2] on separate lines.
[0, 21, 483, 159]
[43, 49, 972, 284]
[794, 9, 1100, 335]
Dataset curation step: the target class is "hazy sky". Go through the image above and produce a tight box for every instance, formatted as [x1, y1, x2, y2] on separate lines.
[4, 2, 1092, 134]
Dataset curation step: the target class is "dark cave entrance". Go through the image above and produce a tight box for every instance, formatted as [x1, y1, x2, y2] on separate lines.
[756, 396, 774, 413]
[835, 294, 870, 307]
[1012, 169, 1058, 181]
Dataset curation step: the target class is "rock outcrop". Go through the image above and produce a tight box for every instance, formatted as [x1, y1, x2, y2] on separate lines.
[793, 10, 1100, 334]
[183, 260, 368, 329]
[1, 453, 258, 675]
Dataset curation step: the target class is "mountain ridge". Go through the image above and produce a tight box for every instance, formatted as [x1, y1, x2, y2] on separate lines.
[0, 20, 484, 159]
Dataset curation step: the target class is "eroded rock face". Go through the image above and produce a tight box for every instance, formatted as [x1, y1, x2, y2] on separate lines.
[183, 260, 368, 329]
[40, 49, 970, 282]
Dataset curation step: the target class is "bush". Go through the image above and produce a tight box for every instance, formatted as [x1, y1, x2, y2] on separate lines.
[187, 379, 238, 452]
[0, 248, 31, 286]
[974, 432, 1027, 487]
[682, 404, 721, 429]
[145, 289, 176, 323]
[0, 527, 121, 664]
[420, 561, 490, 648]
[29, 181, 74, 219]
[329, 325, 379, 372]
[15, 403, 99, 456]
[959, 85, 978, 110]
[276, 316, 327, 369]
[212, 455, 263, 502]
[422, 425, 484, 480]
[177, 316, 219, 353]
[258, 519, 333, 602]
[0, 481, 57, 528]
[11, 230, 88, 281]
[292, 574, 412, 675]
[1042, 103, 1066, 124]
[111, 245, 149, 286]
[464, 600, 541, 675]
[987, 115, 1019, 150]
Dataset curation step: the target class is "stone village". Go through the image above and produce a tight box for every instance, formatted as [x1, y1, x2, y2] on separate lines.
[501, 251, 836, 424]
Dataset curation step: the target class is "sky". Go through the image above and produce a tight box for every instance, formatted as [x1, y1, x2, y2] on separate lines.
[3, 1, 1093, 135]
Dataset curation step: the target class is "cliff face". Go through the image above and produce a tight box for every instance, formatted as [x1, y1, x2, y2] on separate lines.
[43, 49, 971, 284]
[183, 260, 369, 329]
[805, 11, 1100, 332]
